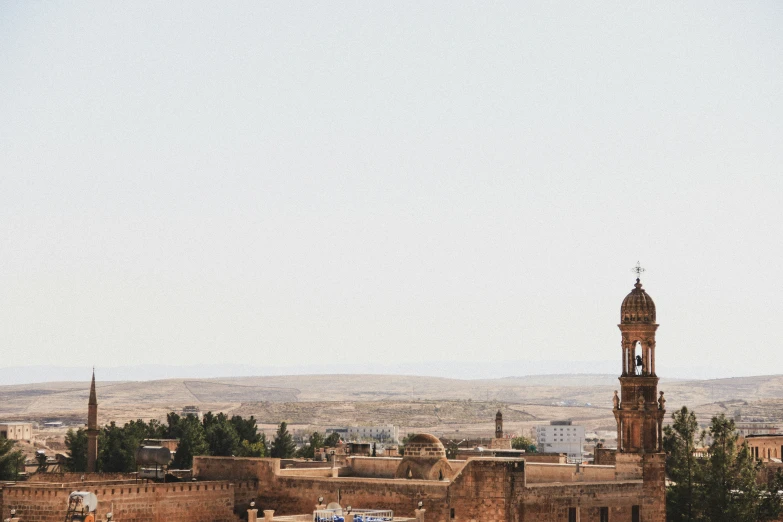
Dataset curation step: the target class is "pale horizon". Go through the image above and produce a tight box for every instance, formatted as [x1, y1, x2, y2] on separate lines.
[1, 3, 781, 380]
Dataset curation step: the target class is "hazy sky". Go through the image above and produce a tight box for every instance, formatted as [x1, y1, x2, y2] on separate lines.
[1, 2, 781, 380]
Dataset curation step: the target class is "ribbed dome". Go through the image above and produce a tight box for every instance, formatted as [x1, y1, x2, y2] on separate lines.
[621, 279, 656, 324]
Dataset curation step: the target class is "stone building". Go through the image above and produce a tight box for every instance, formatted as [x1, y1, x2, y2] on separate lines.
[0, 277, 667, 522]
[0, 422, 33, 442]
[744, 434, 783, 462]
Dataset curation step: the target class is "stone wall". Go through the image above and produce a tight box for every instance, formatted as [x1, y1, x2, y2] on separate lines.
[261, 475, 450, 519]
[190, 455, 665, 522]
[594, 446, 617, 466]
[517, 481, 643, 522]
[641, 453, 666, 522]
[26, 473, 139, 484]
[525, 463, 615, 484]
[278, 467, 335, 478]
[195, 457, 277, 482]
[448, 458, 521, 522]
[1, 481, 241, 522]
[347, 457, 400, 478]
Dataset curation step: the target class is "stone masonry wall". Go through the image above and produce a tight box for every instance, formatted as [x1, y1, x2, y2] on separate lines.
[260, 476, 450, 519]
[195, 457, 277, 482]
[1, 481, 241, 522]
[517, 481, 644, 522]
[641, 453, 666, 522]
[26, 473, 138, 483]
[447, 459, 521, 522]
[525, 463, 615, 483]
[347, 457, 400, 478]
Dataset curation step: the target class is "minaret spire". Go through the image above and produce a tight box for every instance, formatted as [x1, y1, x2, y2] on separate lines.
[87, 369, 99, 472]
[89, 368, 97, 406]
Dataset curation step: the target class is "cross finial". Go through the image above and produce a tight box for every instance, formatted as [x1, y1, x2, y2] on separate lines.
[632, 261, 645, 281]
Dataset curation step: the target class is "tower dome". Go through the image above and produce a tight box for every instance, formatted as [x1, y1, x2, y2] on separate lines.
[621, 279, 656, 324]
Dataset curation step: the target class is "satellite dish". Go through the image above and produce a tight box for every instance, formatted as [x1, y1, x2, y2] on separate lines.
[325, 502, 343, 514]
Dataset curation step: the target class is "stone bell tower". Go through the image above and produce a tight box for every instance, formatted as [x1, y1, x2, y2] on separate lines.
[87, 369, 98, 472]
[495, 410, 503, 439]
[613, 274, 666, 453]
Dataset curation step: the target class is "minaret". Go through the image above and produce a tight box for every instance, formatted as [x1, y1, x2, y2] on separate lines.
[613, 276, 666, 453]
[87, 369, 98, 472]
[495, 410, 503, 438]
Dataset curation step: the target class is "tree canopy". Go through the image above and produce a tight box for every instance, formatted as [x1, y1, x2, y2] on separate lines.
[0, 437, 24, 480]
[270, 422, 296, 459]
[663, 408, 783, 522]
[64, 410, 265, 473]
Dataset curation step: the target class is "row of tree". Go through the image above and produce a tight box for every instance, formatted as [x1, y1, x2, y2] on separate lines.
[664, 407, 783, 522]
[64, 415, 346, 472]
[65, 412, 267, 472]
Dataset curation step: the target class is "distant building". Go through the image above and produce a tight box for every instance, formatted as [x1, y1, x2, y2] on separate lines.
[743, 434, 783, 462]
[535, 420, 585, 458]
[181, 405, 203, 420]
[735, 423, 778, 437]
[0, 422, 33, 442]
[327, 425, 399, 443]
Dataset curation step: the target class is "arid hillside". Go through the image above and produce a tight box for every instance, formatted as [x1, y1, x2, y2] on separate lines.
[2, 373, 782, 440]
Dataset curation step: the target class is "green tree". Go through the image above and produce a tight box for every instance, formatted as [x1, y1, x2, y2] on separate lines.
[324, 432, 341, 447]
[205, 413, 240, 456]
[98, 421, 139, 472]
[64, 428, 88, 472]
[663, 406, 703, 522]
[231, 415, 260, 444]
[171, 414, 209, 469]
[270, 422, 296, 458]
[511, 436, 536, 452]
[296, 432, 325, 459]
[0, 437, 24, 480]
[701, 414, 782, 522]
[237, 438, 267, 457]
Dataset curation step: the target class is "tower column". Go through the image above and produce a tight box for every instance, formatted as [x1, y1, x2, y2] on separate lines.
[87, 370, 98, 473]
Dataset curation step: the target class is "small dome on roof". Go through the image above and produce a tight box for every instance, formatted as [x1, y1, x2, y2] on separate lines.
[408, 433, 440, 444]
[404, 434, 446, 458]
[621, 279, 656, 324]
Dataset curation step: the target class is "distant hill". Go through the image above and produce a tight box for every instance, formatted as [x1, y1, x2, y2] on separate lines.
[2, 373, 783, 432]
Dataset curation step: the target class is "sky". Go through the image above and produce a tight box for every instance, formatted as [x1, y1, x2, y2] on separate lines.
[1, 2, 781, 381]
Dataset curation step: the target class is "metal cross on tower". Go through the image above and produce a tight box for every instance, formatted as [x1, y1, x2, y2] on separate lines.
[632, 261, 645, 279]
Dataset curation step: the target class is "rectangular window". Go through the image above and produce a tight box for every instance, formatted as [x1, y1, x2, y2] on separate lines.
[632, 505, 640, 522]
[568, 507, 577, 522]
[599, 507, 608, 522]
[450, 508, 455, 519]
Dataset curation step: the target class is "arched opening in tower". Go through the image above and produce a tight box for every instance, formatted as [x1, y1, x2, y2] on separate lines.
[634, 341, 644, 375]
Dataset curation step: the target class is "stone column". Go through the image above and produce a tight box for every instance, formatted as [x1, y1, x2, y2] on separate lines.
[263, 510, 274, 521]
[247, 508, 258, 522]
[415, 508, 426, 521]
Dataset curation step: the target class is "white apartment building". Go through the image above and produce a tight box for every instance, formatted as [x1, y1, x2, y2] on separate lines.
[535, 420, 584, 458]
[327, 425, 399, 443]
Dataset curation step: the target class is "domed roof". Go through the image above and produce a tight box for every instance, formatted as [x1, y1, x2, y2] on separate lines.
[403, 433, 446, 458]
[621, 279, 656, 324]
[408, 433, 441, 444]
